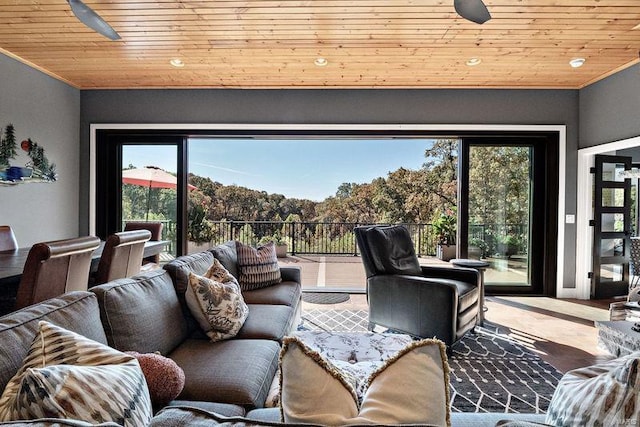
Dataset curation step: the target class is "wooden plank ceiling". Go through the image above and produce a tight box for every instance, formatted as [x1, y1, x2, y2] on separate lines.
[0, 0, 638, 89]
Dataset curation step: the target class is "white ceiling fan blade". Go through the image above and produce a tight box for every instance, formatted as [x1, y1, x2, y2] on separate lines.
[68, 0, 120, 40]
[454, 0, 492, 24]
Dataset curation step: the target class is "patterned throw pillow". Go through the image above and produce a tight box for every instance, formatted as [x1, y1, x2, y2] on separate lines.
[0, 321, 152, 427]
[545, 352, 640, 426]
[235, 241, 282, 291]
[279, 336, 451, 426]
[186, 271, 249, 342]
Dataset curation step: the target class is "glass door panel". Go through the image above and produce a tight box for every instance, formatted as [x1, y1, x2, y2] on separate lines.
[591, 155, 631, 298]
[466, 145, 533, 287]
[121, 145, 179, 257]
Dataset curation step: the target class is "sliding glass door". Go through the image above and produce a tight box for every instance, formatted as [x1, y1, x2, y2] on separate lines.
[95, 132, 188, 256]
[96, 129, 558, 295]
[459, 136, 558, 294]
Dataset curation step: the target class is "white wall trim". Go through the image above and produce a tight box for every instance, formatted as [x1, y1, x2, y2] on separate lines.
[576, 135, 640, 299]
[90, 123, 567, 295]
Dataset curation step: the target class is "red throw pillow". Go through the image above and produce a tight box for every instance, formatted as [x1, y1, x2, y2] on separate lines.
[127, 351, 185, 407]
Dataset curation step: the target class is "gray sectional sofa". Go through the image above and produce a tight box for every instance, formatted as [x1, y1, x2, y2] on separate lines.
[0, 242, 547, 426]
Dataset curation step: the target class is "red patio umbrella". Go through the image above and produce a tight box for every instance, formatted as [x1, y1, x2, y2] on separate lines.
[122, 166, 197, 220]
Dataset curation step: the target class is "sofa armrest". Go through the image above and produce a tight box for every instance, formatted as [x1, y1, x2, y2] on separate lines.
[420, 265, 480, 287]
[280, 266, 301, 283]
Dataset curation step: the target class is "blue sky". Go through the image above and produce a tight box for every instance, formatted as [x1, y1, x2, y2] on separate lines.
[122, 138, 434, 201]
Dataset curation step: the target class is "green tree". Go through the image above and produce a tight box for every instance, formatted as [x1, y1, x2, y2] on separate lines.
[422, 138, 458, 221]
[0, 124, 17, 168]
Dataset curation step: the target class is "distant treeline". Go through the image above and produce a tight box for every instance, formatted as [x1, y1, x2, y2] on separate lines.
[187, 139, 459, 226]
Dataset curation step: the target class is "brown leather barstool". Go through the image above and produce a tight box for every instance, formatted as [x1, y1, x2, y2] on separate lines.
[94, 230, 151, 286]
[15, 236, 101, 310]
[124, 221, 163, 263]
[0, 226, 18, 252]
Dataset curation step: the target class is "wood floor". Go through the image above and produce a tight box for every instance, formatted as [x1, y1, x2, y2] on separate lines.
[301, 293, 618, 373]
[483, 296, 615, 373]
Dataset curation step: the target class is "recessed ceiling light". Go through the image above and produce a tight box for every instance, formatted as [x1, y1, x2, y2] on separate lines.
[314, 57, 328, 67]
[569, 58, 586, 68]
[466, 58, 482, 66]
[170, 58, 185, 68]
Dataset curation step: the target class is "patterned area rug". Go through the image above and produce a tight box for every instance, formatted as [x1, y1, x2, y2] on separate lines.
[300, 309, 562, 414]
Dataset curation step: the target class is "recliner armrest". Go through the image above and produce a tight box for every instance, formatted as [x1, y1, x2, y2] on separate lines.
[368, 274, 461, 300]
[420, 265, 480, 287]
[280, 266, 301, 283]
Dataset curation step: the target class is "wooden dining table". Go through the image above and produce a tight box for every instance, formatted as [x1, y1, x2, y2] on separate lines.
[0, 240, 169, 286]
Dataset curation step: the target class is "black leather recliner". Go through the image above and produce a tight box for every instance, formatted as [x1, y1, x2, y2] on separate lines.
[354, 225, 480, 351]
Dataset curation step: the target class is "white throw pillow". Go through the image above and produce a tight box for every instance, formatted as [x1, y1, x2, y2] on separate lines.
[186, 271, 249, 342]
[279, 336, 451, 426]
[0, 321, 152, 427]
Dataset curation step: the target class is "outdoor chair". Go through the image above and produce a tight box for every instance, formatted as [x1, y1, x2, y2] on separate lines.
[93, 230, 152, 285]
[0, 226, 18, 252]
[354, 224, 480, 351]
[124, 221, 164, 263]
[15, 236, 101, 310]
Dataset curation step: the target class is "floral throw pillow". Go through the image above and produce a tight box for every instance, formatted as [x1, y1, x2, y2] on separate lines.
[235, 241, 282, 291]
[186, 272, 249, 342]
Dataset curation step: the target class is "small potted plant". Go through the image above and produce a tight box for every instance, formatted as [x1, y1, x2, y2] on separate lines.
[187, 202, 215, 253]
[469, 237, 488, 260]
[433, 210, 456, 261]
[497, 234, 519, 258]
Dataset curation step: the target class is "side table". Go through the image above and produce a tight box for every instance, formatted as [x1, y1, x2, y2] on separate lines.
[450, 258, 490, 326]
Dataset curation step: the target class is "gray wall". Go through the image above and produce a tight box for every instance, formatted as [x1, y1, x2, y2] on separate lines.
[616, 146, 640, 162]
[579, 64, 640, 148]
[81, 88, 579, 288]
[0, 54, 80, 246]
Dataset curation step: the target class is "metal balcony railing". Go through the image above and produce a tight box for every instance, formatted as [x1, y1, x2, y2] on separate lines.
[123, 219, 529, 258]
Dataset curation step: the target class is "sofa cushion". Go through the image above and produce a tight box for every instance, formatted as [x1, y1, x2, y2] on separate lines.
[0, 291, 106, 394]
[163, 251, 216, 333]
[164, 251, 215, 295]
[210, 241, 239, 279]
[186, 272, 249, 342]
[168, 338, 280, 408]
[279, 337, 450, 425]
[236, 304, 294, 341]
[246, 408, 550, 427]
[166, 400, 246, 418]
[236, 241, 282, 291]
[150, 406, 325, 427]
[0, 321, 152, 426]
[242, 280, 301, 307]
[91, 268, 189, 355]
